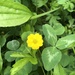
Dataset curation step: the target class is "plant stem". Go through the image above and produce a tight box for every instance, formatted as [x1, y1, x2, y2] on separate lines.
[38, 50, 46, 75]
[39, 59, 46, 75]
[72, 47, 75, 54]
[30, 7, 60, 20]
[44, 4, 49, 10]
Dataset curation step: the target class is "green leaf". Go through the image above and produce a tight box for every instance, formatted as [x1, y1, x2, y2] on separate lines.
[10, 52, 31, 58]
[29, 57, 38, 65]
[69, 71, 75, 75]
[56, 34, 75, 49]
[0, 36, 6, 47]
[42, 24, 57, 46]
[57, 0, 68, 4]
[54, 64, 67, 75]
[21, 31, 31, 42]
[18, 43, 31, 54]
[10, 58, 29, 75]
[7, 40, 20, 50]
[0, 1, 32, 27]
[31, 0, 48, 7]
[53, 23, 65, 35]
[63, 1, 74, 12]
[42, 47, 62, 71]
[5, 51, 15, 62]
[10, 52, 25, 58]
[0, 47, 3, 73]
[15, 62, 32, 75]
[21, 24, 31, 33]
[60, 54, 75, 67]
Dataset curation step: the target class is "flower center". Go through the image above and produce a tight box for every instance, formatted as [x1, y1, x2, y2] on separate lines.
[33, 39, 37, 44]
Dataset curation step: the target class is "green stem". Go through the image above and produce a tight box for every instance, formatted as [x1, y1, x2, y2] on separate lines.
[38, 58, 46, 75]
[72, 47, 75, 54]
[30, 7, 60, 20]
[38, 50, 46, 75]
[44, 4, 49, 10]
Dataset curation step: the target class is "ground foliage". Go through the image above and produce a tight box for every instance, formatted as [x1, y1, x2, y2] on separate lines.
[0, 0, 75, 75]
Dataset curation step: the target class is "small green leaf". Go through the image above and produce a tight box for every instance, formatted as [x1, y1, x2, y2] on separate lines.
[60, 54, 70, 67]
[7, 40, 20, 50]
[4, 66, 11, 75]
[60, 54, 75, 67]
[10, 58, 29, 75]
[42, 24, 57, 46]
[56, 34, 75, 49]
[63, 1, 74, 12]
[5, 51, 15, 62]
[21, 24, 31, 33]
[42, 47, 62, 71]
[32, 0, 48, 7]
[57, 0, 68, 4]
[0, 36, 6, 47]
[0, 1, 32, 27]
[0, 47, 3, 73]
[21, 31, 31, 42]
[54, 64, 67, 75]
[53, 23, 65, 35]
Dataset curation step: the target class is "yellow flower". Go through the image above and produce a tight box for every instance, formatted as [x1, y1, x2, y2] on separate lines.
[27, 33, 43, 50]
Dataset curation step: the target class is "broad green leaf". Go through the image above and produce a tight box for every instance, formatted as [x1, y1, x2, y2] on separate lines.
[15, 62, 32, 75]
[56, 34, 75, 49]
[0, 1, 32, 27]
[7, 40, 20, 50]
[5, 51, 15, 62]
[0, 47, 3, 73]
[10, 58, 29, 75]
[0, 36, 6, 47]
[42, 24, 57, 46]
[53, 23, 65, 35]
[31, 0, 48, 7]
[69, 71, 75, 75]
[54, 64, 67, 75]
[42, 47, 62, 71]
